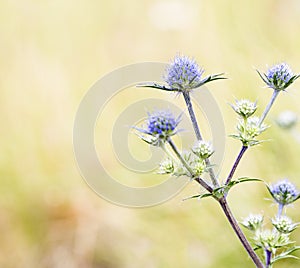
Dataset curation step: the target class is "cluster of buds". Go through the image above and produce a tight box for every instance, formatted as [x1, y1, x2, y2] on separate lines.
[272, 216, 298, 234]
[254, 229, 291, 252]
[241, 214, 264, 231]
[158, 158, 175, 174]
[232, 99, 257, 119]
[241, 179, 299, 264]
[192, 140, 214, 159]
[159, 151, 207, 178]
[231, 98, 267, 146]
[236, 117, 267, 146]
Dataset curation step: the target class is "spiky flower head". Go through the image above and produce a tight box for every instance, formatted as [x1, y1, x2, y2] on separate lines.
[192, 140, 214, 159]
[254, 229, 290, 251]
[138, 54, 225, 92]
[158, 158, 175, 174]
[276, 110, 298, 130]
[241, 214, 264, 231]
[164, 55, 204, 91]
[136, 110, 180, 146]
[192, 159, 206, 176]
[272, 216, 298, 234]
[232, 99, 257, 118]
[234, 116, 268, 146]
[257, 63, 299, 91]
[268, 180, 300, 206]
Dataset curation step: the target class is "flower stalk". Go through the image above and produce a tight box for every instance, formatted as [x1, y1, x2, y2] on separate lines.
[167, 137, 213, 192]
[259, 90, 280, 126]
[183, 91, 219, 187]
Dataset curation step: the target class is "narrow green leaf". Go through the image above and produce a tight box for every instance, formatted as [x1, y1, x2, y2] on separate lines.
[136, 82, 173, 91]
[271, 246, 300, 264]
[256, 69, 269, 84]
[182, 193, 213, 201]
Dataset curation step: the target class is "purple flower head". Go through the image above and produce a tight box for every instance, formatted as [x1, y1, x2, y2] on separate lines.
[258, 63, 299, 91]
[164, 55, 204, 91]
[135, 110, 181, 146]
[269, 179, 300, 206]
[266, 63, 293, 84]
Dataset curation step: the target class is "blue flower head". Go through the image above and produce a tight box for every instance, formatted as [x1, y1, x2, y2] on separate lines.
[258, 63, 299, 91]
[137, 54, 225, 92]
[268, 180, 300, 206]
[164, 55, 204, 91]
[135, 110, 180, 146]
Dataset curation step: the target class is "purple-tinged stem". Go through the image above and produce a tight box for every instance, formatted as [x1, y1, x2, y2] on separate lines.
[219, 197, 265, 268]
[225, 146, 248, 185]
[167, 138, 213, 193]
[182, 91, 219, 187]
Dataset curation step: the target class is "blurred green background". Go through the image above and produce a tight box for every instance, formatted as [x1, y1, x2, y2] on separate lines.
[1, 0, 300, 267]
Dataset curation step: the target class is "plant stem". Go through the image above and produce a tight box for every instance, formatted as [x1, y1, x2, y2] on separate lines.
[225, 146, 248, 185]
[277, 204, 284, 217]
[182, 91, 219, 187]
[167, 138, 213, 193]
[265, 249, 272, 268]
[225, 89, 280, 186]
[219, 197, 265, 268]
[182, 91, 203, 140]
[259, 90, 280, 126]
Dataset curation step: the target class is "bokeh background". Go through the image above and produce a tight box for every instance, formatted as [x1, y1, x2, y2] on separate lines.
[1, 0, 300, 267]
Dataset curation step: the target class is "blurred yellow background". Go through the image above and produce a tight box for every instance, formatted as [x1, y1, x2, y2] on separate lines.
[1, 0, 300, 267]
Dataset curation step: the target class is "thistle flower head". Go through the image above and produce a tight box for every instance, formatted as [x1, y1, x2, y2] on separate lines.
[164, 54, 204, 91]
[192, 140, 214, 159]
[232, 99, 257, 118]
[244, 117, 267, 136]
[147, 110, 178, 134]
[234, 116, 268, 146]
[241, 214, 264, 231]
[258, 63, 299, 91]
[135, 110, 180, 146]
[266, 63, 293, 84]
[276, 110, 298, 130]
[272, 216, 298, 234]
[269, 179, 299, 206]
[254, 229, 290, 250]
[192, 159, 206, 176]
[158, 158, 175, 174]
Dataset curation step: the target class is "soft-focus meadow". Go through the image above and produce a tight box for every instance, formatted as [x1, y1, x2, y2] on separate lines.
[2, 0, 300, 267]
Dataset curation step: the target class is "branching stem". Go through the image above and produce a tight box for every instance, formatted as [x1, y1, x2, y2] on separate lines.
[219, 197, 265, 268]
[182, 91, 219, 187]
[226, 89, 280, 185]
[167, 138, 213, 193]
[225, 146, 248, 185]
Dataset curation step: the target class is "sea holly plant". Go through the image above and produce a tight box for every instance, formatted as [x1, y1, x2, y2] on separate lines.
[134, 55, 300, 268]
